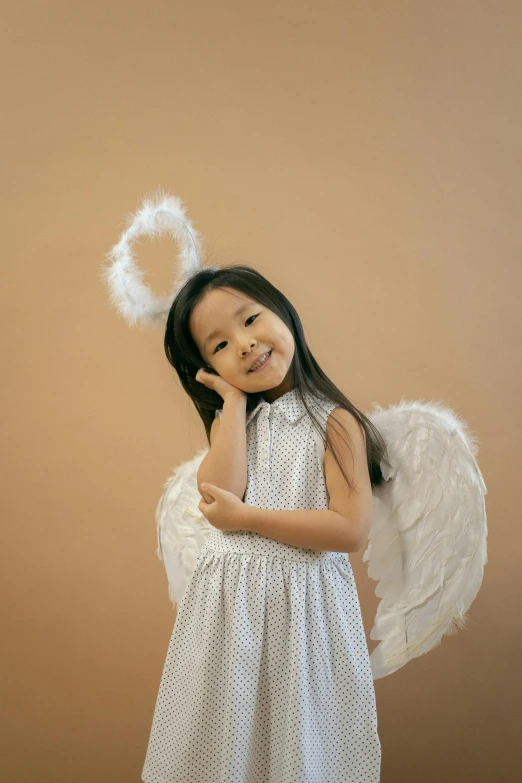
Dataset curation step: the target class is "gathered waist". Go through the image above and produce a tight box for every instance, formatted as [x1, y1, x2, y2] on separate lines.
[203, 526, 349, 565]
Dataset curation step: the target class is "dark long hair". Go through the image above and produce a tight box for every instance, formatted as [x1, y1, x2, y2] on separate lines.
[164, 264, 392, 491]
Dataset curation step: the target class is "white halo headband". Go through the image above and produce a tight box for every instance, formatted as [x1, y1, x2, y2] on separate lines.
[100, 189, 205, 328]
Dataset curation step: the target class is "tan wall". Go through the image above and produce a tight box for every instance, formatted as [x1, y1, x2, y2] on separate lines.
[2, 1, 520, 781]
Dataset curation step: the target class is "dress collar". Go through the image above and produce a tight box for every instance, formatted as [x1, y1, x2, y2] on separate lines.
[245, 387, 326, 426]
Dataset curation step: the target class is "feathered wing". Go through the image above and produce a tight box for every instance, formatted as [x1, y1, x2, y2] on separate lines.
[363, 399, 488, 680]
[155, 447, 213, 611]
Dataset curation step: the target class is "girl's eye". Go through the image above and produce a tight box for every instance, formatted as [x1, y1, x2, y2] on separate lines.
[214, 314, 258, 354]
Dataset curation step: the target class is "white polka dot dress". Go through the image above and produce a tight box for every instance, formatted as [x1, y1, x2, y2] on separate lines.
[142, 387, 381, 782]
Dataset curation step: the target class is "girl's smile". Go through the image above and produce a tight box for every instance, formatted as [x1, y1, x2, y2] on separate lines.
[248, 350, 272, 373]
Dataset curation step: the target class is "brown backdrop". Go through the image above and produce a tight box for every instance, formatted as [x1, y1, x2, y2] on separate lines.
[2, 1, 520, 781]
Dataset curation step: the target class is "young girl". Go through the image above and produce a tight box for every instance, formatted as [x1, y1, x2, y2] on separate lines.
[141, 264, 390, 783]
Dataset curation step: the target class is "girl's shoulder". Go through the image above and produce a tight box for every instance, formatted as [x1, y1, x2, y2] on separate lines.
[309, 394, 338, 420]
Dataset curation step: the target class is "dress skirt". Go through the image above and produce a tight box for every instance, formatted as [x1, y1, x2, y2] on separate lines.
[142, 527, 381, 783]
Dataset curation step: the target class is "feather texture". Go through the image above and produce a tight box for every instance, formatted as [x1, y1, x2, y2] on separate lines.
[363, 399, 488, 679]
[155, 448, 212, 610]
[99, 188, 203, 329]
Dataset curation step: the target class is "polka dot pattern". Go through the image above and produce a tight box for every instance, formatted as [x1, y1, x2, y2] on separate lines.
[142, 388, 381, 782]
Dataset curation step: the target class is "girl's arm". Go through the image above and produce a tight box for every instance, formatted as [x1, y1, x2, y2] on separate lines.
[197, 394, 248, 501]
[245, 508, 362, 553]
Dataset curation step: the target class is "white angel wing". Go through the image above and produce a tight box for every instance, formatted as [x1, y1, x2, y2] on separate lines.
[155, 447, 213, 610]
[364, 399, 488, 680]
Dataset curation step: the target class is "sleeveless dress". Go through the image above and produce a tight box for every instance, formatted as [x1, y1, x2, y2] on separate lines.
[142, 387, 381, 783]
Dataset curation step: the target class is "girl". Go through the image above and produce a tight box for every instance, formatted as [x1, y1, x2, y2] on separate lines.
[141, 263, 390, 783]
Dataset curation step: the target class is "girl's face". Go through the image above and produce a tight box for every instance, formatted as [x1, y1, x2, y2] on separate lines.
[190, 287, 295, 396]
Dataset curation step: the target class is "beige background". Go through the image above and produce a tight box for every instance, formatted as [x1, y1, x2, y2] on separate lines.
[2, 1, 521, 781]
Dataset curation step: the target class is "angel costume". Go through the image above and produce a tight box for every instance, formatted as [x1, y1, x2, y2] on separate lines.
[141, 388, 381, 782]
[100, 189, 487, 783]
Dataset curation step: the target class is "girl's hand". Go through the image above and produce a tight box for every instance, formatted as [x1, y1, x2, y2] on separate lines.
[195, 367, 246, 402]
[198, 482, 248, 532]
